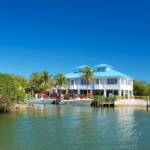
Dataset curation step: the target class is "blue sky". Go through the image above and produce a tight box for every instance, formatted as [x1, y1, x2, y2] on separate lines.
[0, 0, 150, 81]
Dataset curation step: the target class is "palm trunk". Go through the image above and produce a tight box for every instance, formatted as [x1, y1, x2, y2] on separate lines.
[60, 87, 62, 95]
[31, 89, 34, 98]
[87, 83, 89, 98]
[90, 82, 92, 97]
[55, 88, 58, 104]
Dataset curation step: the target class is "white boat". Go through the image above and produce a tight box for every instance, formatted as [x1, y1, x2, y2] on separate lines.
[28, 99, 56, 104]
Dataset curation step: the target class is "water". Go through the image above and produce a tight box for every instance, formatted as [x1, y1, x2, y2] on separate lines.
[0, 105, 150, 150]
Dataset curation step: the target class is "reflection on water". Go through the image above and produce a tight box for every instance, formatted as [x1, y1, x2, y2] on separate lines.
[0, 105, 150, 150]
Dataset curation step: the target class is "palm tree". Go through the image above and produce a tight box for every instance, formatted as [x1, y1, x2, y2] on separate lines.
[81, 67, 95, 98]
[27, 72, 42, 97]
[54, 73, 67, 94]
[27, 71, 52, 97]
[40, 71, 53, 90]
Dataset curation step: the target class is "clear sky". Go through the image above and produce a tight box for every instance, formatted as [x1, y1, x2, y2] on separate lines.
[0, 0, 150, 81]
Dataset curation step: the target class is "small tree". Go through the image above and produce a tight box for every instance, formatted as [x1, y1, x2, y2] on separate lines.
[134, 80, 150, 96]
[0, 74, 27, 106]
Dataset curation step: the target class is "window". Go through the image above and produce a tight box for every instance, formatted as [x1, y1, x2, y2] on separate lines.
[125, 79, 130, 85]
[128, 80, 130, 85]
[107, 78, 118, 85]
[78, 69, 82, 72]
[97, 67, 106, 72]
[121, 78, 124, 84]
[71, 80, 74, 85]
[81, 79, 87, 85]
[95, 79, 99, 84]
[127, 80, 132, 85]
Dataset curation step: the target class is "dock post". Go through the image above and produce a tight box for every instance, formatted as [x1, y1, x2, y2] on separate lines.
[44, 100, 46, 106]
[146, 96, 149, 112]
[98, 96, 100, 107]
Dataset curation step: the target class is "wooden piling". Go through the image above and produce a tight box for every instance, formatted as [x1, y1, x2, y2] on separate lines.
[146, 96, 149, 112]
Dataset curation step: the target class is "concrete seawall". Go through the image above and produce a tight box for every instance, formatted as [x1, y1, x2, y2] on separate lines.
[29, 99, 148, 107]
[115, 99, 147, 107]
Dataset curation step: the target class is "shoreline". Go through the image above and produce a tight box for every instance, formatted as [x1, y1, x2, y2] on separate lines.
[115, 99, 148, 107]
[1, 99, 149, 113]
[30, 99, 148, 107]
[9, 103, 31, 112]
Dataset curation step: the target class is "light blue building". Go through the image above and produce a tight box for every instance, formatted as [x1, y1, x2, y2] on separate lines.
[66, 64, 133, 97]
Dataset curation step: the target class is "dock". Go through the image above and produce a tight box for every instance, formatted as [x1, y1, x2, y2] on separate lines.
[91, 100, 114, 107]
[91, 96, 115, 108]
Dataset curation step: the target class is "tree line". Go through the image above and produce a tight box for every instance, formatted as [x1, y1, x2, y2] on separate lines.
[0, 67, 150, 106]
[0, 67, 96, 105]
[0, 72, 67, 106]
[133, 80, 150, 96]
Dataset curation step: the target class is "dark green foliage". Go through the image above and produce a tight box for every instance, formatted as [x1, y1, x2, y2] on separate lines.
[54, 73, 67, 90]
[1, 71, 150, 107]
[93, 95, 117, 102]
[27, 71, 53, 95]
[134, 80, 150, 96]
[0, 74, 27, 105]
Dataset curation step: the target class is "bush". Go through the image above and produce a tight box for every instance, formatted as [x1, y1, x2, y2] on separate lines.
[134, 80, 150, 96]
[93, 95, 117, 102]
[0, 73, 26, 105]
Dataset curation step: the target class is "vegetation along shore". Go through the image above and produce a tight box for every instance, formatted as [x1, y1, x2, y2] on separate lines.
[0, 68, 150, 113]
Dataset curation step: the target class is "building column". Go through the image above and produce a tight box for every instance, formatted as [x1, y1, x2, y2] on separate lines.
[66, 89, 68, 94]
[78, 89, 80, 95]
[119, 90, 122, 97]
[131, 90, 134, 97]
[104, 90, 107, 97]
[123, 90, 126, 97]
[55, 88, 58, 93]
[90, 88, 92, 94]
[128, 90, 130, 99]
[74, 80, 76, 87]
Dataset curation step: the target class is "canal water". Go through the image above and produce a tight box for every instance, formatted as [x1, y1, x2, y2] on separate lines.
[0, 105, 150, 150]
